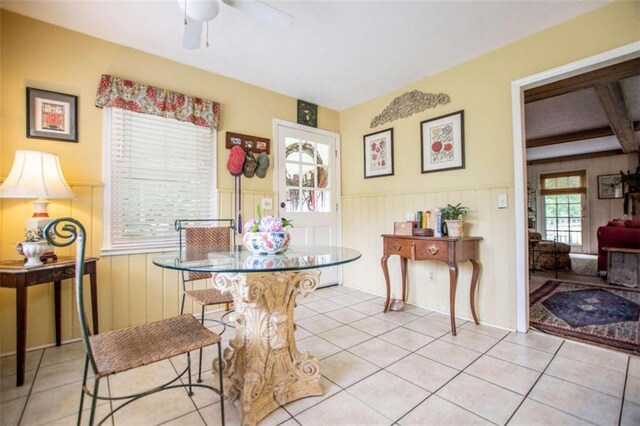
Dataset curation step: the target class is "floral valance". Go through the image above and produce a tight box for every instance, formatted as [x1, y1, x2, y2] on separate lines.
[95, 74, 220, 129]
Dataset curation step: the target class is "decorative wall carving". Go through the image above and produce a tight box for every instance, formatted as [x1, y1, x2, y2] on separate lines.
[213, 270, 323, 426]
[370, 90, 450, 128]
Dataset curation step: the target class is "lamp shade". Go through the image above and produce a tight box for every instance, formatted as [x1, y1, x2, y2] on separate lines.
[0, 150, 76, 199]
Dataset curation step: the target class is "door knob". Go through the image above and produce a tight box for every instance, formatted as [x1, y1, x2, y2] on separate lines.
[280, 202, 286, 208]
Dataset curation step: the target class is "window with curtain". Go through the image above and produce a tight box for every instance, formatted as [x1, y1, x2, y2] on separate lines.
[102, 107, 216, 255]
[539, 170, 585, 245]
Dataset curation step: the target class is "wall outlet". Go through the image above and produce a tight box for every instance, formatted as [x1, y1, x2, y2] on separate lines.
[497, 193, 508, 209]
[428, 271, 436, 282]
[261, 197, 273, 210]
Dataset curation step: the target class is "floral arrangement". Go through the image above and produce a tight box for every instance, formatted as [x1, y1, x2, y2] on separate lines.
[244, 204, 292, 233]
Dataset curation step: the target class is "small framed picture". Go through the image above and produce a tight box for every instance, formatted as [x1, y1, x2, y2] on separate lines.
[363, 128, 394, 179]
[27, 87, 78, 142]
[297, 100, 318, 128]
[420, 110, 464, 173]
[230, 136, 242, 146]
[598, 174, 623, 199]
[256, 141, 267, 151]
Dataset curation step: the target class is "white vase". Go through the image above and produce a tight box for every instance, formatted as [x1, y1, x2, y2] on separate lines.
[17, 241, 48, 268]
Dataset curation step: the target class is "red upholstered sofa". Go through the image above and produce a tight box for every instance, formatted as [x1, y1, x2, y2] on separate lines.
[597, 219, 640, 273]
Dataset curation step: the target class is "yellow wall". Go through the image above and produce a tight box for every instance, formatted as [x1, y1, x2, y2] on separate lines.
[339, 1, 640, 329]
[0, 11, 339, 353]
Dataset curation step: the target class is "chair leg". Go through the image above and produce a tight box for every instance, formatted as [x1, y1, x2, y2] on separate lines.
[218, 342, 225, 426]
[187, 352, 194, 396]
[197, 305, 205, 383]
[77, 355, 90, 426]
[89, 376, 101, 426]
[180, 293, 186, 315]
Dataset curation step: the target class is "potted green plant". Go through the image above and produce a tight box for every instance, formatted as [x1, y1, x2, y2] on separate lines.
[441, 203, 469, 237]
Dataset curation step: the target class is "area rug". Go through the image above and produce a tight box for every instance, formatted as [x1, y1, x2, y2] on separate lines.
[570, 254, 598, 277]
[530, 280, 640, 354]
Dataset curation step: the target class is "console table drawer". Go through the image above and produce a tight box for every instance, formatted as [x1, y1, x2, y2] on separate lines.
[384, 238, 414, 259]
[414, 240, 449, 262]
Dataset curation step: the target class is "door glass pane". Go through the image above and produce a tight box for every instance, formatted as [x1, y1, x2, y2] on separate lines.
[300, 190, 314, 212]
[318, 166, 329, 189]
[285, 137, 301, 162]
[300, 142, 315, 164]
[301, 165, 315, 188]
[316, 191, 330, 212]
[317, 143, 330, 166]
[285, 189, 300, 212]
[543, 194, 582, 246]
[286, 162, 300, 188]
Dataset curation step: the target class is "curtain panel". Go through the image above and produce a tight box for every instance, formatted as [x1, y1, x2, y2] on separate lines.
[95, 74, 221, 129]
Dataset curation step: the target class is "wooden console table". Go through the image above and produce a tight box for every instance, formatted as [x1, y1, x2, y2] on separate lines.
[381, 235, 482, 335]
[0, 256, 99, 386]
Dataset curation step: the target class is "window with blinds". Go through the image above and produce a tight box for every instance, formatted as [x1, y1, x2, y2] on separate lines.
[102, 108, 216, 255]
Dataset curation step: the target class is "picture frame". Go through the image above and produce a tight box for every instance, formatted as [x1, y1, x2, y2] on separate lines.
[363, 128, 394, 179]
[598, 174, 623, 199]
[297, 100, 318, 128]
[420, 110, 464, 173]
[27, 87, 78, 142]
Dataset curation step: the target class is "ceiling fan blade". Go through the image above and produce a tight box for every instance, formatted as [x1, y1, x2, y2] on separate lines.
[183, 17, 203, 49]
[224, 0, 293, 29]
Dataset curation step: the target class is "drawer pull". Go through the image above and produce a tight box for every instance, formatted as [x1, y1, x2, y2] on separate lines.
[392, 243, 402, 251]
[428, 246, 439, 255]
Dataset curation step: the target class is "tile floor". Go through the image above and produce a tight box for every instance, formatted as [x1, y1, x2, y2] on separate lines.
[1, 285, 639, 425]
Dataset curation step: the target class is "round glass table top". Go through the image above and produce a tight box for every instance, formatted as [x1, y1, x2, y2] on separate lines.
[153, 245, 362, 273]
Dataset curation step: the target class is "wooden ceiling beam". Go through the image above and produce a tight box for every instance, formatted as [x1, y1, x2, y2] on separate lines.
[527, 149, 624, 166]
[526, 121, 639, 148]
[595, 81, 639, 153]
[524, 58, 640, 103]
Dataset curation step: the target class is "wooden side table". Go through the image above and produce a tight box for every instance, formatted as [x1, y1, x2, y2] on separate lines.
[381, 235, 482, 335]
[603, 247, 640, 288]
[0, 256, 99, 386]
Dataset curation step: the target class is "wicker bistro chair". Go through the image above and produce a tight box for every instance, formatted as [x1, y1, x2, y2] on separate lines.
[175, 219, 235, 382]
[44, 218, 225, 426]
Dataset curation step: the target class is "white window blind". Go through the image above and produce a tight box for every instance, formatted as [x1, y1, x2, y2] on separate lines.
[102, 107, 216, 255]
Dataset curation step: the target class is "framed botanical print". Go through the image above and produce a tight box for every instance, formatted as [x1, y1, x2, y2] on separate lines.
[598, 174, 623, 199]
[421, 110, 464, 173]
[363, 128, 394, 179]
[27, 87, 78, 142]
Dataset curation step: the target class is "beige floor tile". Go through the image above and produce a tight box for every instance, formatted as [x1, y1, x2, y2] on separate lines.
[487, 341, 552, 372]
[21, 380, 107, 425]
[0, 396, 26, 426]
[347, 370, 430, 421]
[320, 351, 379, 388]
[348, 338, 410, 368]
[546, 355, 626, 398]
[315, 287, 343, 299]
[440, 329, 499, 353]
[161, 410, 205, 425]
[327, 294, 363, 307]
[108, 360, 180, 396]
[113, 387, 196, 425]
[621, 401, 640, 426]
[436, 373, 523, 425]
[347, 289, 380, 301]
[323, 307, 368, 324]
[503, 331, 563, 354]
[295, 391, 391, 425]
[557, 340, 628, 374]
[372, 311, 419, 326]
[628, 356, 639, 377]
[283, 376, 340, 416]
[402, 304, 433, 317]
[386, 353, 459, 392]
[40, 341, 85, 367]
[416, 340, 481, 370]
[529, 374, 621, 426]
[278, 419, 299, 426]
[294, 305, 320, 321]
[295, 326, 313, 340]
[298, 335, 342, 360]
[32, 357, 86, 393]
[332, 285, 358, 294]
[350, 317, 398, 336]
[296, 293, 323, 305]
[402, 317, 452, 338]
[399, 395, 492, 426]
[508, 398, 592, 426]
[304, 299, 342, 314]
[465, 355, 541, 395]
[625, 372, 640, 405]
[297, 315, 343, 334]
[199, 400, 238, 426]
[47, 403, 114, 426]
[425, 311, 468, 327]
[378, 327, 435, 352]
[1, 369, 36, 402]
[350, 300, 385, 315]
[170, 345, 221, 376]
[318, 325, 372, 349]
[460, 322, 510, 339]
[0, 349, 42, 378]
[180, 369, 224, 409]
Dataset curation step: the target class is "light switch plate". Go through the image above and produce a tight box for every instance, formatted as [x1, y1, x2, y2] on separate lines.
[498, 194, 508, 209]
[261, 197, 273, 210]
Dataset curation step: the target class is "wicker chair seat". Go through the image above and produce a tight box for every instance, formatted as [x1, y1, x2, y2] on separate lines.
[186, 288, 233, 306]
[90, 314, 221, 377]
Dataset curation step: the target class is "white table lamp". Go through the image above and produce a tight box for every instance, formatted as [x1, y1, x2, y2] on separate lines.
[0, 150, 76, 262]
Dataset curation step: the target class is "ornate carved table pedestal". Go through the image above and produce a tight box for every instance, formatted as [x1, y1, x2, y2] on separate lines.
[153, 246, 361, 425]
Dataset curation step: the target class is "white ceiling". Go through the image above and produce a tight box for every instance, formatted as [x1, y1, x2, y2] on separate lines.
[0, 0, 611, 111]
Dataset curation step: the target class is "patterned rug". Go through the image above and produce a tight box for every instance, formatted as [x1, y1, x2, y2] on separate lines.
[530, 281, 640, 354]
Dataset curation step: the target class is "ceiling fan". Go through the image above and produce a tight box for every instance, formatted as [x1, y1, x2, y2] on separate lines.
[179, 0, 294, 49]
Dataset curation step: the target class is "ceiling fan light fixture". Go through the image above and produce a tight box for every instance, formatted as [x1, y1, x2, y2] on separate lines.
[179, 0, 220, 22]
